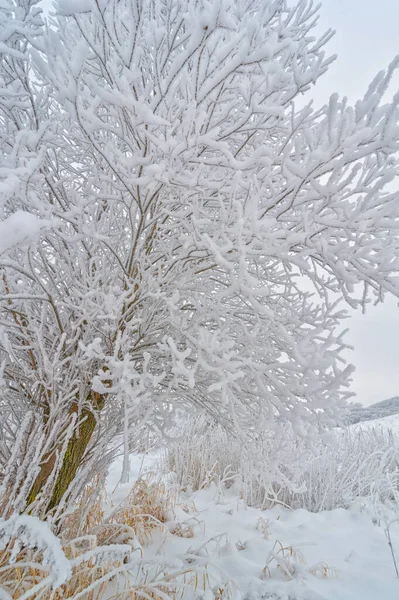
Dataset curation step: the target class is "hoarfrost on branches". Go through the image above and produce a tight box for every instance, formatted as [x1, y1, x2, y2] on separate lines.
[0, 211, 51, 253]
[0, 0, 399, 514]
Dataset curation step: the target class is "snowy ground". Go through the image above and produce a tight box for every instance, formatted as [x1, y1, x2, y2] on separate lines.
[106, 451, 399, 600]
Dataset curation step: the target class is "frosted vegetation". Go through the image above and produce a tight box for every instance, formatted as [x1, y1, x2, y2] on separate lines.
[164, 416, 399, 512]
[1, 0, 399, 597]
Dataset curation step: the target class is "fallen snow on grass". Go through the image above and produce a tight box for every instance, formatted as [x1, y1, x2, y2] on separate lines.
[106, 453, 399, 600]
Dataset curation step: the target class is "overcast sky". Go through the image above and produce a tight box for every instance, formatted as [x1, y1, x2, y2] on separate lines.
[310, 1, 399, 406]
[40, 0, 399, 406]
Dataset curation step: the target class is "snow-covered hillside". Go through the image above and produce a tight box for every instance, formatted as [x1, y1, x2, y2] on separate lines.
[354, 412, 399, 435]
[348, 397, 399, 425]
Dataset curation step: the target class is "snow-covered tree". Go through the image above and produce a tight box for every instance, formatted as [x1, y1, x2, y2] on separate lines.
[1, 0, 399, 517]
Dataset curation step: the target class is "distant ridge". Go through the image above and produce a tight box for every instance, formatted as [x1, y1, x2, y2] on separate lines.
[348, 396, 399, 425]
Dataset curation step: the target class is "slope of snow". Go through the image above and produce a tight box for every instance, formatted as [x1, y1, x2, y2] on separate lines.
[348, 397, 399, 425]
[354, 412, 399, 435]
[106, 453, 399, 600]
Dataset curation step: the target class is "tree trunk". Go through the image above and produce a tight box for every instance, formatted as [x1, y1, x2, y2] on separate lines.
[26, 448, 58, 508]
[27, 392, 105, 513]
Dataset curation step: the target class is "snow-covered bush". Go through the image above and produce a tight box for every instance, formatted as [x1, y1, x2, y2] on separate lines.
[165, 416, 399, 511]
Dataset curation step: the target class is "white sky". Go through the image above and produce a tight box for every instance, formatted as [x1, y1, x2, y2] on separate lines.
[311, 1, 399, 406]
[39, 0, 399, 406]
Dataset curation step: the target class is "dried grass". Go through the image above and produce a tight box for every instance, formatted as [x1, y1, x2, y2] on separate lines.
[107, 475, 176, 546]
[260, 540, 337, 581]
[261, 541, 306, 581]
[255, 517, 270, 539]
[0, 538, 125, 600]
[62, 475, 107, 540]
[308, 561, 339, 578]
[170, 516, 205, 539]
[0, 473, 189, 600]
